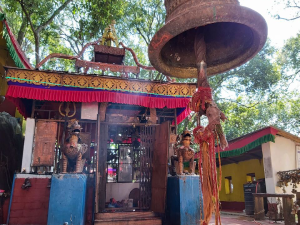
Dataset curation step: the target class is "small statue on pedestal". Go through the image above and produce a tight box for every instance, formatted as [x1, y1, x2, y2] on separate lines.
[62, 120, 88, 173]
[171, 130, 195, 176]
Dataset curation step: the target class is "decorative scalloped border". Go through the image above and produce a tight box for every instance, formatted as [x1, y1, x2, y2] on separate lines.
[1, 13, 31, 69]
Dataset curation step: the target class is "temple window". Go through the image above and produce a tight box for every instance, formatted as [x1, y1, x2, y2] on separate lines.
[225, 176, 233, 194]
[246, 173, 256, 183]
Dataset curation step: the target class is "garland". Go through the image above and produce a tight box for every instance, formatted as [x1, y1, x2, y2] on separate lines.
[192, 85, 225, 225]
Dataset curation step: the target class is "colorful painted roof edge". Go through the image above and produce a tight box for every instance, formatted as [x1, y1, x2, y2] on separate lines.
[5, 67, 196, 97]
[219, 126, 300, 158]
[5, 67, 194, 123]
[1, 13, 32, 69]
[193, 126, 300, 159]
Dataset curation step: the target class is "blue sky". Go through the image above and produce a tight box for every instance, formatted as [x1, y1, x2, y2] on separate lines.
[240, 0, 299, 48]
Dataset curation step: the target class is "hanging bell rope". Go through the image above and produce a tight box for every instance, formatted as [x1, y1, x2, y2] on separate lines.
[191, 26, 229, 225]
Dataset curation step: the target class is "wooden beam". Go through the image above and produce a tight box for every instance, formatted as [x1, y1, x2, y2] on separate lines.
[31, 100, 36, 118]
[296, 192, 300, 225]
[174, 108, 177, 134]
[95, 113, 101, 213]
[98, 123, 108, 212]
[254, 196, 265, 220]
[222, 157, 239, 164]
[253, 193, 294, 198]
[282, 197, 295, 224]
[249, 148, 262, 153]
[247, 152, 262, 160]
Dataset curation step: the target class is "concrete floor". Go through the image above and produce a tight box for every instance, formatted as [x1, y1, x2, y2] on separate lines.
[210, 214, 285, 225]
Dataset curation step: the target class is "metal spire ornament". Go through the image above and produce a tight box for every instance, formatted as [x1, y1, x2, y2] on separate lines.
[148, 0, 268, 224]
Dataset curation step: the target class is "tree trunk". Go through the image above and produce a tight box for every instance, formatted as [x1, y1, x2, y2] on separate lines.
[17, 17, 28, 46]
[34, 32, 40, 65]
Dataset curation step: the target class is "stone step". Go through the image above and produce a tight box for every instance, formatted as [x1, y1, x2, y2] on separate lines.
[95, 211, 157, 220]
[94, 212, 162, 225]
[94, 217, 162, 225]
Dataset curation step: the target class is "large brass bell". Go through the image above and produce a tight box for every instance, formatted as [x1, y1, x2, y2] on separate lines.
[148, 0, 268, 78]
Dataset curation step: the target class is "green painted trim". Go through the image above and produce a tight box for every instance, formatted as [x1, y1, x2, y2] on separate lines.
[1, 13, 25, 69]
[217, 134, 275, 158]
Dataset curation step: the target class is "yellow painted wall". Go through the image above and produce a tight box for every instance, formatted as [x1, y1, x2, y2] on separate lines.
[219, 159, 265, 202]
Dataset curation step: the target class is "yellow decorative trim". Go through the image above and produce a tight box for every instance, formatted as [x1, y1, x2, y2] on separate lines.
[6, 68, 196, 97]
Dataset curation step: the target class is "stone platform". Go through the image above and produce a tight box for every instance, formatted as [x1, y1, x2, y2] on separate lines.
[210, 213, 285, 225]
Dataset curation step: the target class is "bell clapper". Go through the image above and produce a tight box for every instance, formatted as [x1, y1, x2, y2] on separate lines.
[194, 27, 209, 89]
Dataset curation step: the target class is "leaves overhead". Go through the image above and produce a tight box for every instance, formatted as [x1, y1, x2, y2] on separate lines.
[1, 0, 300, 139]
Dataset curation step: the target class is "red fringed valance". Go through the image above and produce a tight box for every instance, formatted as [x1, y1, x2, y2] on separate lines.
[6, 85, 190, 108]
[6, 85, 191, 123]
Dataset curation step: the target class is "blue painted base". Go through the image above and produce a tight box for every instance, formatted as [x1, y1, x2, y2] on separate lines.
[47, 174, 87, 225]
[166, 175, 203, 225]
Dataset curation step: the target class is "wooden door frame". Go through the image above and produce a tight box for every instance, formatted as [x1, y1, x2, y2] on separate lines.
[95, 118, 108, 212]
[151, 121, 170, 213]
[95, 120, 170, 213]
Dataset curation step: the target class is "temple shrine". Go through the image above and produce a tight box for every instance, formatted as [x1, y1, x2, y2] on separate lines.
[3, 19, 196, 225]
[0, 0, 275, 224]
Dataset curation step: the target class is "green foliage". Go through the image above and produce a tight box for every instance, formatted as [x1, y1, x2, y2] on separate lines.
[178, 37, 300, 139]
[121, 0, 165, 45]
[278, 33, 300, 82]
[210, 40, 282, 100]
[2, 0, 300, 140]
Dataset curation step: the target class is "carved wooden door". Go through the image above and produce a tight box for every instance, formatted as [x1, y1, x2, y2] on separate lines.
[98, 123, 108, 212]
[32, 121, 58, 166]
[140, 125, 156, 209]
[151, 121, 170, 213]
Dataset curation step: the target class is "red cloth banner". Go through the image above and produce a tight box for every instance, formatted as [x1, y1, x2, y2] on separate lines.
[6, 85, 191, 123]
[6, 85, 190, 108]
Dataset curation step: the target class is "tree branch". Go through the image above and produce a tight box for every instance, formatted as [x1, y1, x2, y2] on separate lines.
[17, 16, 28, 46]
[59, 29, 80, 54]
[136, 26, 150, 45]
[17, 0, 35, 34]
[59, 35, 78, 54]
[277, 15, 300, 21]
[36, 0, 73, 33]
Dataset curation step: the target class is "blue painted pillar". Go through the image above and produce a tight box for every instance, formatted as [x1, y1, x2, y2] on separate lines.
[47, 174, 87, 225]
[166, 175, 203, 225]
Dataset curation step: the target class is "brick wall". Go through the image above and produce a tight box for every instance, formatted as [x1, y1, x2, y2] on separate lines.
[9, 175, 51, 225]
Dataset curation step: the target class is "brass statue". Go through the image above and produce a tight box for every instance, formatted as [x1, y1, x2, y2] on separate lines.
[62, 120, 88, 173]
[101, 20, 119, 47]
[171, 130, 195, 175]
